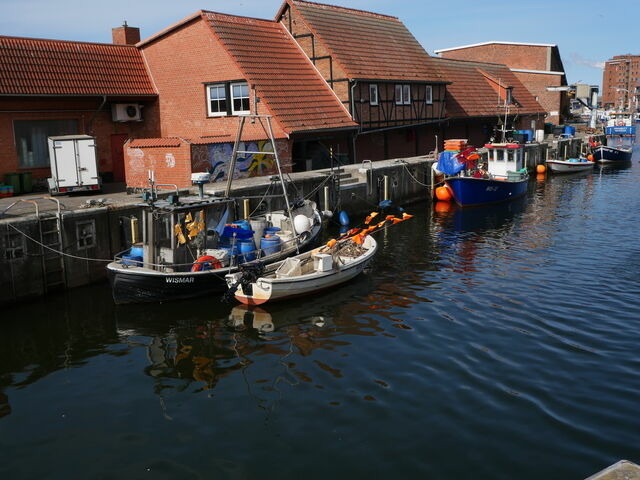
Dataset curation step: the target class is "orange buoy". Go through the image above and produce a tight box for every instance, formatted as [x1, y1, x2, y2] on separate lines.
[434, 201, 451, 213]
[587, 154, 594, 162]
[326, 239, 337, 248]
[435, 186, 452, 201]
[536, 164, 546, 174]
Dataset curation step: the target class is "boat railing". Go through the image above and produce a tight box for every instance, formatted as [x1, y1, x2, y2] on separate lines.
[113, 232, 307, 272]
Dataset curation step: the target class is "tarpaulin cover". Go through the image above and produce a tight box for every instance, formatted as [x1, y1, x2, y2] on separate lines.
[437, 151, 465, 175]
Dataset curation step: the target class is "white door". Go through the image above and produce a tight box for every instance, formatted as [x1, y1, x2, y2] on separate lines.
[51, 139, 80, 188]
[76, 138, 99, 186]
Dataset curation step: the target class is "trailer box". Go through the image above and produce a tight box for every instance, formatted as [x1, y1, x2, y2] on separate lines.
[47, 135, 101, 195]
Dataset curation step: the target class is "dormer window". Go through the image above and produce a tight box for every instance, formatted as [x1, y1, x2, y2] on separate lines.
[206, 81, 250, 117]
[506, 87, 514, 105]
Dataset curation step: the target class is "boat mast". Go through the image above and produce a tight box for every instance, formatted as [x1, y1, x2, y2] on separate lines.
[226, 114, 299, 252]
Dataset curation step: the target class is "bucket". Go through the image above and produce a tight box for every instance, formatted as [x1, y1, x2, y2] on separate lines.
[276, 230, 293, 246]
[250, 217, 268, 245]
[238, 238, 256, 262]
[260, 235, 282, 256]
[264, 226, 281, 237]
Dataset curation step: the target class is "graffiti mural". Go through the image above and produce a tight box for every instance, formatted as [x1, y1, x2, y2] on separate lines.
[197, 141, 280, 182]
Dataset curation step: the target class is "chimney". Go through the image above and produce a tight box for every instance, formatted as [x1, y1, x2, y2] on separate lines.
[112, 21, 140, 45]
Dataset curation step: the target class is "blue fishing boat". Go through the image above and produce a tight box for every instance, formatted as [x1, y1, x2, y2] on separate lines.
[441, 143, 528, 207]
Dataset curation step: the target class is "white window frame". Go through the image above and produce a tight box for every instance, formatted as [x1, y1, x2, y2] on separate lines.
[425, 85, 433, 105]
[403, 84, 411, 105]
[231, 82, 250, 115]
[396, 84, 411, 105]
[395, 85, 403, 105]
[369, 84, 379, 106]
[206, 84, 227, 117]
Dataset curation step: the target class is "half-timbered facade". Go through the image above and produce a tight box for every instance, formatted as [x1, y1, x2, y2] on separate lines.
[277, 0, 448, 161]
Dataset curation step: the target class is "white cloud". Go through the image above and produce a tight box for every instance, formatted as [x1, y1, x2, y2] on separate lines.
[570, 52, 605, 69]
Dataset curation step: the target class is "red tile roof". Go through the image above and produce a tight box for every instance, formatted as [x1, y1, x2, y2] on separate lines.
[432, 57, 545, 118]
[202, 11, 356, 135]
[128, 138, 182, 148]
[284, 0, 444, 83]
[0, 36, 156, 96]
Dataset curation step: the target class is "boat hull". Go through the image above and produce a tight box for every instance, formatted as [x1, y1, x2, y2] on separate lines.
[546, 160, 595, 174]
[108, 267, 227, 304]
[446, 176, 528, 207]
[593, 145, 632, 163]
[233, 237, 377, 305]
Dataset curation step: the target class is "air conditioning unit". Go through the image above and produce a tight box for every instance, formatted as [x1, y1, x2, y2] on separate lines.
[112, 103, 142, 122]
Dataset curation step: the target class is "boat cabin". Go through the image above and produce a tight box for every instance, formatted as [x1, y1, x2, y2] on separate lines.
[483, 143, 525, 179]
[136, 196, 235, 273]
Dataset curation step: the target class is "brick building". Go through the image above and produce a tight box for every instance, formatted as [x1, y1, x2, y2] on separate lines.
[126, 10, 357, 188]
[601, 55, 640, 111]
[277, 0, 448, 162]
[434, 41, 568, 124]
[0, 27, 158, 187]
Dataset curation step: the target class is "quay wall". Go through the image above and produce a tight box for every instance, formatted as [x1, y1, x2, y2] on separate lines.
[0, 137, 588, 305]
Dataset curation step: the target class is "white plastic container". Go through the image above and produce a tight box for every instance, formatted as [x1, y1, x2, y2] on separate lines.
[313, 253, 333, 272]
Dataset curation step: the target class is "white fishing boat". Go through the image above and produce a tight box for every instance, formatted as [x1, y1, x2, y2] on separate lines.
[226, 235, 378, 305]
[546, 158, 595, 174]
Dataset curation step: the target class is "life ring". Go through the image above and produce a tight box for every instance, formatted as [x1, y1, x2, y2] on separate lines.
[616, 120, 625, 126]
[191, 255, 222, 272]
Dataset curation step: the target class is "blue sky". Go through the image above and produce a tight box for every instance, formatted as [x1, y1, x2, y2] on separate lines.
[1, 0, 637, 87]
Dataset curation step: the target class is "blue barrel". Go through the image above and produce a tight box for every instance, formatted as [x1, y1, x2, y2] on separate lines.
[260, 235, 282, 255]
[264, 226, 281, 237]
[238, 238, 256, 262]
[564, 125, 576, 136]
[129, 244, 143, 257]
[121, 253, 142, 266]
[232, 220, 251, 230]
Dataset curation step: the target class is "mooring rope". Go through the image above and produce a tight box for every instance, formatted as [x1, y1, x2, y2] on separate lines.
[6, 222, 113, 262]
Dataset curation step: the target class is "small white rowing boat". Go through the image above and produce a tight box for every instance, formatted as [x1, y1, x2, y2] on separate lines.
[226, 235, 378, 305]
[546, 158, 595, 174]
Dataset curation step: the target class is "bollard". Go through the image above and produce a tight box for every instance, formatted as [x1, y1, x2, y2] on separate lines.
[383, 175, 389, 201]
[131, 217, 139, 244]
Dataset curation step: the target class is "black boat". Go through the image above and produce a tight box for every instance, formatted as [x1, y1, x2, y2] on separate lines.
[592, 144, 633, 164]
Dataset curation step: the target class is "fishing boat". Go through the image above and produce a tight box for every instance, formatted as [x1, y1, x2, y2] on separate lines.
[107, 114, 322, 304]
[225, 211, 413, 305]
[592, 144, 633, 164]
[226, 235, 377, 306]
[546, 157, 595, 174]
[441, 143, 529, 207]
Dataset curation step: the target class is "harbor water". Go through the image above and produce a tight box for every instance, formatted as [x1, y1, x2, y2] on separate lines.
[1, 141, 639, 479]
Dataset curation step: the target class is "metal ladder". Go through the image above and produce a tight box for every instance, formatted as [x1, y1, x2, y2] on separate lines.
[1, 197, 67, 292]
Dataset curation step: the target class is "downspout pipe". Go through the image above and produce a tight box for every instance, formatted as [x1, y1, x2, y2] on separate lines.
[350, 80, 359, 163]
[87, 95, 108, 135]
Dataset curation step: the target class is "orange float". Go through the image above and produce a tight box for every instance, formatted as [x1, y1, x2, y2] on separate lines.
[435, 186, 452, 201]
[434, 201, 451, 213]
[536, 164, 546, 174]
[587, 154, 594, 162]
